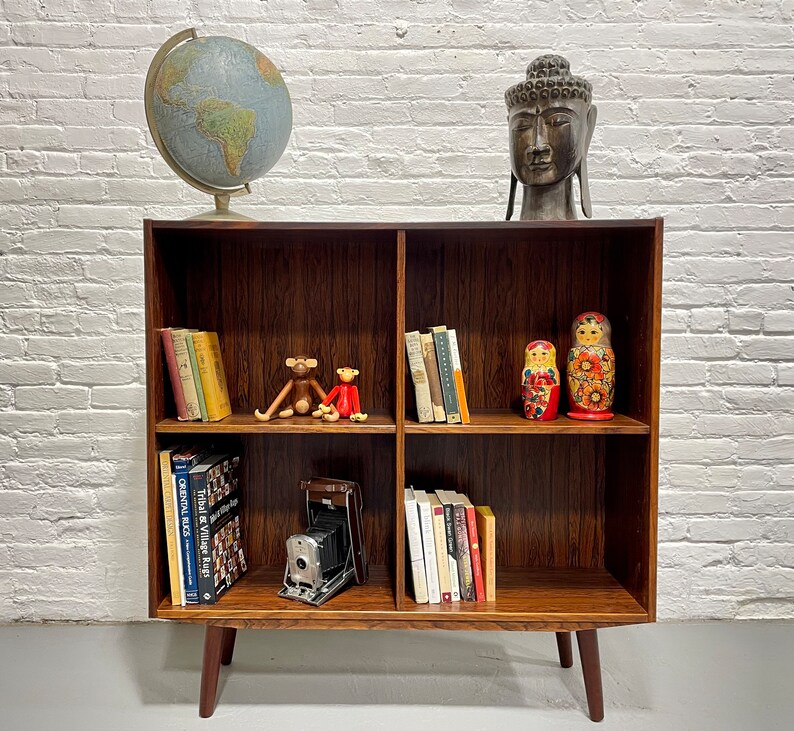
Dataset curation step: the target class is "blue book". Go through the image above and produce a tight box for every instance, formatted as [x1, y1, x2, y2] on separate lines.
[172, 445, 210, 604]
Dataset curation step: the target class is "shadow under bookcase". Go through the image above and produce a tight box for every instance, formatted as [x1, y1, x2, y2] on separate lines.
[145, 218, 661, 717]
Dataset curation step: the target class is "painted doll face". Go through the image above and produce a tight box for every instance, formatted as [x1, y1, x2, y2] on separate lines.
[528, 344, 552, 366]
[575, 321, 603, 346]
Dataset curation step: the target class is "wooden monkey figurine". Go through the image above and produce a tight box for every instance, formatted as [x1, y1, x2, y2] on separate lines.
[313, 367, 368, 423]
[567, 312, 615, 420]
[522, 340, 560, 420]
[254, 356, 336, 422]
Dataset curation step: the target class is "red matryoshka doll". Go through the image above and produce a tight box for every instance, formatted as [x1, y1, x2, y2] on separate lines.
[521, 340, 560, 420]
[567, 312, 614, 420]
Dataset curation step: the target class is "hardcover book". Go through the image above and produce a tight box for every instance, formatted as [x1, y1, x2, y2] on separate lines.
[460, 493, 486, 602]
[186, 333, 209, 422]
[170, 329, 202, 421]
[434, 490, 461, 601]
[414, 489, 441, 604]
[160, 328, 188, 420]
[428, 493, 452, 602]
[419, 332, 446, 422]
[159, 448, 184, 606]
[404, 331, 433, 423]
[447, 329, 470, 424]
[404, 488, 429, 604]
[475, 506, 496, 602]
[448, 492, 474, 601]
[172, 445, 211, 604]
[191, 331, 232, 421]
[428, 326, 461, 423]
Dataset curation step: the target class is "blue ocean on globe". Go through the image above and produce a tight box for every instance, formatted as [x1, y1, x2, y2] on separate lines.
[151, 35, 292, 190]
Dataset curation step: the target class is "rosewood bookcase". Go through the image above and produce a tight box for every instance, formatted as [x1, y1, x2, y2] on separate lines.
[145, 219, 662, 721]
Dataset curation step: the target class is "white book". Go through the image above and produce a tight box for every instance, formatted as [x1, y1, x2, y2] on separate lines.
[405, 331, 434, 423]
[435, 490, 461, 601]
[404, 488, 429, 604]
[447, 328, 470, 424]
[414, 490, 441, 604]
[428, 493, 452, 602]
[172, 474, 186, 606]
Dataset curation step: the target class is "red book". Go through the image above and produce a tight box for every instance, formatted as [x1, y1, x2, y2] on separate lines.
[460, 494, 486, 602]
[161, 328, 188, 420]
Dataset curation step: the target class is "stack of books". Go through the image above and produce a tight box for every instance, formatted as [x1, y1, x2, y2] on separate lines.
[159, 447, 247, 605]
[405, 325, 470, 424]
[404, 487, 495, 604]
[161, 328, 231, 421]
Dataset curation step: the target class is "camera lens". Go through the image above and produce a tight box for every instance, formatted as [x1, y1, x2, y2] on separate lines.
[296, 556, 308, 571]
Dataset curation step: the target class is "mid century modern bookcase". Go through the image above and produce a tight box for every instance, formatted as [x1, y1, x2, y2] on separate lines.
[145, 219, 662, 721]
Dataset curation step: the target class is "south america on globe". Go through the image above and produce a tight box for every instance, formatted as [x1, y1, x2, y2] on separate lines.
[147, 33, 292, 194]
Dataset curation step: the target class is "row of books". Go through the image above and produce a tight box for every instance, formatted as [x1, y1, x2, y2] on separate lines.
[404, 487, 495, 604]
[405, 325, 470, 424]
[159, 446, 248, 605]
[161, 328, 231, 421]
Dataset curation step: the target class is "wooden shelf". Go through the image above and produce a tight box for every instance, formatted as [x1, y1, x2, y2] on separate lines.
[156, 408, 396, 434]
[405, 410, 649, 435]
[155, 565, 646, 628]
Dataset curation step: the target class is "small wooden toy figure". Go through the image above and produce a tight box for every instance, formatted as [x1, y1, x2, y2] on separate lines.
[313, 366, 368, 423]
[254, 356, 336, 422]
[567, 312, 615, 420]
[521, 340, 560, 420]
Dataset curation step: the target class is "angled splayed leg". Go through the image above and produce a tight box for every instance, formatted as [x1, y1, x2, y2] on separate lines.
[199, 625, 226, 717]
[576, 629, 604, 722]
[555, 632, 573, 668]
[220, 627, 237, 666]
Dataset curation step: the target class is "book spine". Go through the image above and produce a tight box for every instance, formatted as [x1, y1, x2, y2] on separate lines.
[476, 507, 496, 602]
[447, 329, 471, 424]
[404, 331, 434, 423]
[159, 450, 182, 606]
[404, 490, 428, 604]
[430, 327, 461, 423]
[161, 329, 188, 420]
[441, 500, 461, 601]
[174, 457, 200, 604]
[186, 333, 209, 422]
[465, 503, 486, 602]
[171, 330, 201, 421]
[431, 502, 452, 602]
[420, 332, 446, 422]
[172, 476, 186, 605]
[193, 332, 231, 421]
[191, 467, 216, 604]
[417, 498, 441, 604]
[213, 513, 247, 601]
[454, 504, 475, 600]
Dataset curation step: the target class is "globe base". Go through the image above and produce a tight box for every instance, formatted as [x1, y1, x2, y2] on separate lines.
[188, 193, 254, 221]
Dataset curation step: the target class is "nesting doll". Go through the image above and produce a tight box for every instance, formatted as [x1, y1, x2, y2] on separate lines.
[521, 340, 560, 420]
[567, 312, 614, 420]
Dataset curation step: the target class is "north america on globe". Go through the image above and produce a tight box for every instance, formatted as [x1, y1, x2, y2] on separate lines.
[151, 36, 292, 190]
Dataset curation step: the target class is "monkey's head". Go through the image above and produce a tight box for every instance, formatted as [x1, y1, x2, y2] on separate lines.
[285, 356, 317, 377]
[337, 366, 359, 384]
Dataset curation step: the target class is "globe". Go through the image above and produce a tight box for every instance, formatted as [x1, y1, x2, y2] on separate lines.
[145, 30, 292, 214]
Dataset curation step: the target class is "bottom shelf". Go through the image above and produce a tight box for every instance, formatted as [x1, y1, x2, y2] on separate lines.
[156, 566, 647, 628]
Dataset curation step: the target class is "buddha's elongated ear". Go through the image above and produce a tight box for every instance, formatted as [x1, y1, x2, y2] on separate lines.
[506, 171, 517, 221]
[577, 104, 598, 219]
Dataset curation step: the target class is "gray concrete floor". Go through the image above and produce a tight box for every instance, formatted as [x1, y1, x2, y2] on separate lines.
[0, 622, 791, 730]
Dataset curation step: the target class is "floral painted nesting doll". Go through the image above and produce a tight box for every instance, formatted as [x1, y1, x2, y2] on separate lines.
[567, 312, 614, 420]
[521, 340, 560, 420]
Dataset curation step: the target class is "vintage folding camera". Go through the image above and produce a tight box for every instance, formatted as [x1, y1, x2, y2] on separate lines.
[279, 477, 368, 606]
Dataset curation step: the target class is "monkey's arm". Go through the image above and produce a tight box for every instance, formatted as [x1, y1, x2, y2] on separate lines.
[310, 379, 338, 418]
[349, 385, 368, 422]
[320, 385, 340, 407]
[254, 380, 293, 422]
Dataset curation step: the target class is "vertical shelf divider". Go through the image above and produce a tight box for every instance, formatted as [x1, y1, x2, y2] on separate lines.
[395, 229, 407, 610]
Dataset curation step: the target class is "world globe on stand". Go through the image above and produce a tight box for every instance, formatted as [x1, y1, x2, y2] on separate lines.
[145, 29, 293, 218]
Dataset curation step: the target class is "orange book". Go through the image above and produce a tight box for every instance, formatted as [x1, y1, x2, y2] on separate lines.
[475, 506, 496, 602]
[191, 332, 231, 421]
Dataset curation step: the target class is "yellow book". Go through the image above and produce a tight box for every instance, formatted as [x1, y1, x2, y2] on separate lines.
[159, 449, 183, 606]
[475, 506, 496, 601]
[192, 331, 231, 421]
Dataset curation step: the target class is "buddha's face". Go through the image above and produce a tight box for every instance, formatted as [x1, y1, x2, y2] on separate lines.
[509, 98, 591, 187]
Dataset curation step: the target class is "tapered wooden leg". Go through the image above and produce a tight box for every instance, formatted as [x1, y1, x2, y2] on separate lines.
[555, 631, 573, 668]
[199, 626, 225, 718]
[576, 629, 604, 722]
[220, 628, 237, 666]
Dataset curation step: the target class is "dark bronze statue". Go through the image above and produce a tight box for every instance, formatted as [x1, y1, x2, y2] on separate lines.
[505, 55, 597, 221]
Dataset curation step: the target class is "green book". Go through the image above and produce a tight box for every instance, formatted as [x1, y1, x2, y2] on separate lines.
[186, 333, 209, 421]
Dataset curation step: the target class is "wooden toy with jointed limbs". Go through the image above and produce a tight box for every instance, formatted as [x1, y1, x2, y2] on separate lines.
[254, 356, 337, 422]
[313, 367, 368, 423]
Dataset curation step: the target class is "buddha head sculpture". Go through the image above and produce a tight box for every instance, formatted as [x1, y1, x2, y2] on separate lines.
[505, 54, 597, 221]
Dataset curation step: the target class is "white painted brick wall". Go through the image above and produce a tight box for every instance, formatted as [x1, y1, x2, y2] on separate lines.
[1, 0, 793, 622]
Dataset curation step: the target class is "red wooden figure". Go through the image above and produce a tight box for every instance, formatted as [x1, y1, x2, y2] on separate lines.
[522, 340, 560, 420]
[313, 367, 369, 423]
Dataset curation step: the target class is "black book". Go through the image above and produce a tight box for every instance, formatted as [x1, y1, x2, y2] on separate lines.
[190, 454, 247, 604]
